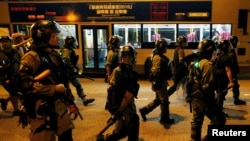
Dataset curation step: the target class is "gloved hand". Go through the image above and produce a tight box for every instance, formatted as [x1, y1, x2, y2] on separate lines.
[68, 105, 78, 120]
[109, 111, 123, 122]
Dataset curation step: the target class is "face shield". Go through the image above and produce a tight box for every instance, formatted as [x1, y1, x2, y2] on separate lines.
[54, 24, 67, 49]
[59, 25, 79, 49]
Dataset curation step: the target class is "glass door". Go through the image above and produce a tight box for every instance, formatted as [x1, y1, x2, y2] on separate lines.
[81, 26, 108, 73]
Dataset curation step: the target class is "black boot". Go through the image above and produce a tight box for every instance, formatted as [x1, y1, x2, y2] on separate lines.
[0, 98, 8, 111]
[234, 99, 246, 105]
[139, 108, 147, 121]
[159, 101, 174, 124]
[232, 85, 246, 105]
[78, 91, 95, 106]
[139, 98, 161, 121]
[83, 97, 95, 106]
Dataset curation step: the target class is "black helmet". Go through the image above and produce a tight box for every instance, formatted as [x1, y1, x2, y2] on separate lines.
[177, 35, 187, 46]
[30, 20, 61, 43]
[217, 40, 233, 54]
[64, 36, 76, 48]
[0, 36, 12, 41]
[108, 35, 120, 50]
[120, 45, 136, 63]
[197, 39, 216, 59]
[229, 35, 239, 48]
[155, 38, 170, 52]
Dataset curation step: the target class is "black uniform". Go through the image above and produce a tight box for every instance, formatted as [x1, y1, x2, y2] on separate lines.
[60, 36, 95, 106]
[186, 39, 226, 141]
[168, 42, 188, 96]
[0, 36, 22, 115]
[213, 53, 232, 112]
[228, 40, 246, 105]
[105, 35, 120, 83]
[103, 45, 140, 141]
[139, 38, 174, 124]
[17, 20, 77, 141]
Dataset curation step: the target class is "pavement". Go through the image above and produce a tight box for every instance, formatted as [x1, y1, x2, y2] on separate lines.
[0, 76, 250, 141]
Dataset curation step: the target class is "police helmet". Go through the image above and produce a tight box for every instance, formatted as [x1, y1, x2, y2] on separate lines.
[217, 40, 233, 54]
[64, 36, 77, 48]
[197, 39, 216, 59]
[229, 35, 239, 48]
[0, 36, 12, 41]
[155, 38, 170, 52]
[30, 20, 61, 43]
[177, 35, 188, 46]
[120, 45, 136, 63]
[108, 35, 120, 49]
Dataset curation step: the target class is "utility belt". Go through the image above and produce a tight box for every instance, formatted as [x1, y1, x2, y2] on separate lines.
[34, 99, 58, 134]
[21, 93, 56, 119]
[19, 93, 58, 133]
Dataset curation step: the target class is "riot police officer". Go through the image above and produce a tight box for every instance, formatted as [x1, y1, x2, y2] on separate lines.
[18, 20, 78, 141]
[213, 40, 234, 114]
[168, 35, 188, 96]
[103, 45, 140, 141]
[139, 38, 174, 124]
[105, 35, 120, 83]
[228, 36, 246, 105]
[60, 36, 95, 106]
[0, 35, 21, 116]
[186, 39, 226, 141]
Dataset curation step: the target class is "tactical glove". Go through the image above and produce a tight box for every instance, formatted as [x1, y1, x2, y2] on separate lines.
[109, 111, 123, 122]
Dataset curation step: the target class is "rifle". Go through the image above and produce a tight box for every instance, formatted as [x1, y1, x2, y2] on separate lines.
[81, 74, 95, 81]
[34, 69, 83, 120]
[77, 68, 95, 81]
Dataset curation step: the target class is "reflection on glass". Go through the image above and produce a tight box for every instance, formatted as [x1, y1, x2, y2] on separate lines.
[178, 24, 210, 42]
[97, 29, 108, 68]
[113, 24, 141, 48]
[13, 24, 78, 48]
[143, 24, 176, 42]
[212, 24, 232, 41]
[83, 29, 94, 69]
[60, 25, 77, 48]
[13, 24, 32, 38]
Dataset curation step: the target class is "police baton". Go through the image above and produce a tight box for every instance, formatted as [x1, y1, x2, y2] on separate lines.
[96, 117, 116, 141]
[81, 75, 95, 81]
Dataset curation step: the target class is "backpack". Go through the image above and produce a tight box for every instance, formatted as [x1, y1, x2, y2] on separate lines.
[148, 54, 173, 82]
[144, 55, 153, 79]
[212, 54, 226, 78]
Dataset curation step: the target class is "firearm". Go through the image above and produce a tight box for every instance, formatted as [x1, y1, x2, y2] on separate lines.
[34, 69, 83, 120]
[80, 74, 95, 81]
[77, 68, 95, 81]
[185, 78, 194, 113]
